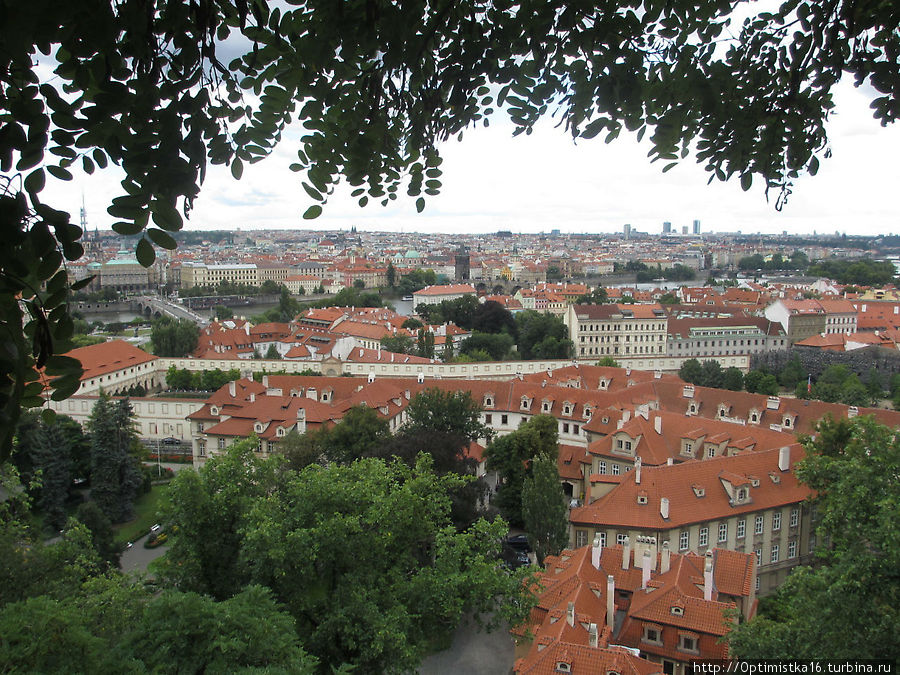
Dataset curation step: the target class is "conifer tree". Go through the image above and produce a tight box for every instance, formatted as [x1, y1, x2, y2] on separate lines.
[31, 421, 72, 531]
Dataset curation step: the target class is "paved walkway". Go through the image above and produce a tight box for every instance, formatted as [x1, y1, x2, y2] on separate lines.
[120, 533, 169, 574]
[418, 614, 514, 675]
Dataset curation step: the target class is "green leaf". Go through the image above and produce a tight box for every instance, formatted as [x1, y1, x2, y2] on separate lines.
[302, 205, 322, 219]
[70, 275, 95, 291]
[231, 158, 243, 179]
[41, 408, 57, 425]
[82, 155, 94, 174]
[136, 237, 156, 267]
[46, 165, 73, 181]
[740, 172, 752, 191]
[112, 221, 144, 236]
[415, 197, 425, 213]
[302, 182, 322, 201]
[146, 228, 177, 250]
[24, 168, 45, 194]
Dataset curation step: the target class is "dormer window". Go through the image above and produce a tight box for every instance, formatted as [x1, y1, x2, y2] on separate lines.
[688, 402, 698, 415]
[542, 399, 552, 412]
[584, 406, 593, 419]
[254, 422, 264, 433]
[769, 472, 781, 484]
[599, 378, 610, 390]
[782, 415, 794, 429]
[562, 402, 572, 416]
[520, 397, 531, 411]
[602, 416, 609, 424]
[736, 487, 748, 501]
[637, 493, 648, 505]
[692, 484, 706, 498]
[483, 395, 494, 408]
[210, 405, 219, 416]
[749, 410, 760, 424]
[276, 427, 286, 437]
[670, 606, 685, 616]
[717, 404, 729, 419]
[556, 662, 572, 673]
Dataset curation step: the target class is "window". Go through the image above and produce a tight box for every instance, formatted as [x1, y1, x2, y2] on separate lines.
[708, 446, 716, 458]
[737, 519, 746, 539]
[790, 507, 799, 528]
[788, 541, 797, 558]
[643, 626, 662, 645]
[575, 530, 588, 547]
[773, 512, 782, 531]
[754, 549, 761, 565]
[755, 515, 764, 535]
[563, 423, 570, 434]
[197, 441, 206, 458]
[556, 663, 571, 673]
[217, 438, 226, 450]
[736, 487, 747, 501]
[501, 414, 508, 426]
[679, 530, 689, 550]
[598, 460, 607, 474]
[616, 533, 627, 545]
[484, 414, 492, 425]
[678, 635, 699, 653]
[612, 464, 620, 475]
[699, 527, 708, 547]
[755, 576, 760, 591]
[598, 532, 607, 548]
[771, 544, 779, 563]
[718, 522, 728, 543]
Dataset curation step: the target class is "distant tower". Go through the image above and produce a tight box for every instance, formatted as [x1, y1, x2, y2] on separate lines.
[682, 225, 688, 235]
[692, 219, 701, 235]
[454, 247, 470, 282]
[623, 223, 632, 240]
[80, 194, 88, 231]
[662, 221, 672, 235]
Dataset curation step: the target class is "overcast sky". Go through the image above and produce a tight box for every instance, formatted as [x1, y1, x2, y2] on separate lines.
[51, 79, 900, 238]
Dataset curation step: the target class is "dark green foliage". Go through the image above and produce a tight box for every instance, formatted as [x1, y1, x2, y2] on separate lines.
[88, 396, 142, 524]
[264, 344, 281, 359]
[381, 334, 416, 355]
[778, 357, 806, 389]
[150, 317, 199, 357]
[416, 295, 480, 328]
[575, 287, 609, 304]
[728, 417, 900, 661]
[596, 356, 621, 367]
[403, 389, 490, 445]
[522, 456, 569, 565]
[806, 258, 897, 286]
[658, 292, 679, 304]
[166, 365, 240, 391]
[213, 304, 233, 320]
[322, 405, 392, 465]
[738, 251, 809, 272]
[31, 420, 72, 530]
[386, 262, 396, 288]
[485, 415, 559, 526]
[722, 367, 744, 391]
[74, 501, 121, 570]
[516, 311, 574, 360]
[398, 269, 437, 296]
[459, 332, 515, 361]
[699, 360, 724, 389]
[472, 300, 517, 336]
[312, 287, 384, 309]
[678, 358, 703, 384]
[416, 327, 435, 358]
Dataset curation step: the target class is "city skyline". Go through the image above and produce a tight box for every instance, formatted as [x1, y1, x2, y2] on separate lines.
[52, 79, 900, 239]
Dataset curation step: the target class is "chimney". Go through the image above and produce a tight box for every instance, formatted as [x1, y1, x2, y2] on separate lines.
[606, 575, 615, 629]
[306, 387, 317, 401]
[778, 446, 791, 472]
[704, 552, 714, 601]
[228, 381, 236, 397]
[622, 536, 630, 569]
[566, 601, 575, 627]
[244, 322, 250, 335]
[588, 623, 598, 648]
[248, 392, 255, 403]
[660, 497, 670, 520]
[641, 550, 652, 589]
[591, 535, 602, 569]
[660, 541, 671, 574]
[634, 456, 642, 485]
[667, 457, 674, 466]
[262, 375, 269, 388]
[654, 415, 662, 435]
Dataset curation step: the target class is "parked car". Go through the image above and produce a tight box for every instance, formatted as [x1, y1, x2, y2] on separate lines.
[504, 534, 532, 552]
[500, 542, 531, 569]
[161, 437, 181, 445]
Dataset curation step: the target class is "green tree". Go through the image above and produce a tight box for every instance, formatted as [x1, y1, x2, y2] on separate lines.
[728, 416, 900, 661]
[404, 389, 490, 446]
[778, 357, 806, 390]
[264, 343, 281, 360]
[522, 456, 569, 566]
[386, 262, 396, 288]
[744, 369, 767, 394]
[678, 358, 703, 384]
[150, 317, 200, 357]
[839, 374, 871, 407]
[214, 304, 234, 321]
[165, 364, 194, 390]
[353, 278, 366, 289]
[865, 368, 885, 401]
[575, 287, 609, 304]
[484, 415, 559, 526]
[275, 429, 326, 472]
[596, 356, 621, 367]
[31, 420, 72, 530]
[722, 367, 744, 392]
[322, 405, 392, 465]
[158, 438, 281, 600]
[87, 395, 142, 523]
[472, 300, 517, 336]
[240, 455, 531, 673]
[657, 292, 679, 304]
[699, 360, 724, 388]
[416, 327, 436, 358]
[459, 332, 515, 361]
[381, 334, 416, 355]
[516, 310, 574, 360]
[74, 500, 121, 571]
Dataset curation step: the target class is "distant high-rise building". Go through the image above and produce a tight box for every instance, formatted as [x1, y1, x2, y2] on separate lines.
[454, 247, 470, 282]
[682, 225, 688, 235]
[692, 219, 701, 235]
[662, 221, 672, 234]
[623, 223, 632, 240]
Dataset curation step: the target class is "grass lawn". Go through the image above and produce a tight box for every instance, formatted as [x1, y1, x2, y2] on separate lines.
[114, 483, 170, 545]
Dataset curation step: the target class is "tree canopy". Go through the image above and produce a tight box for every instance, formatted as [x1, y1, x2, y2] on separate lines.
[3, 0, 900, 459]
